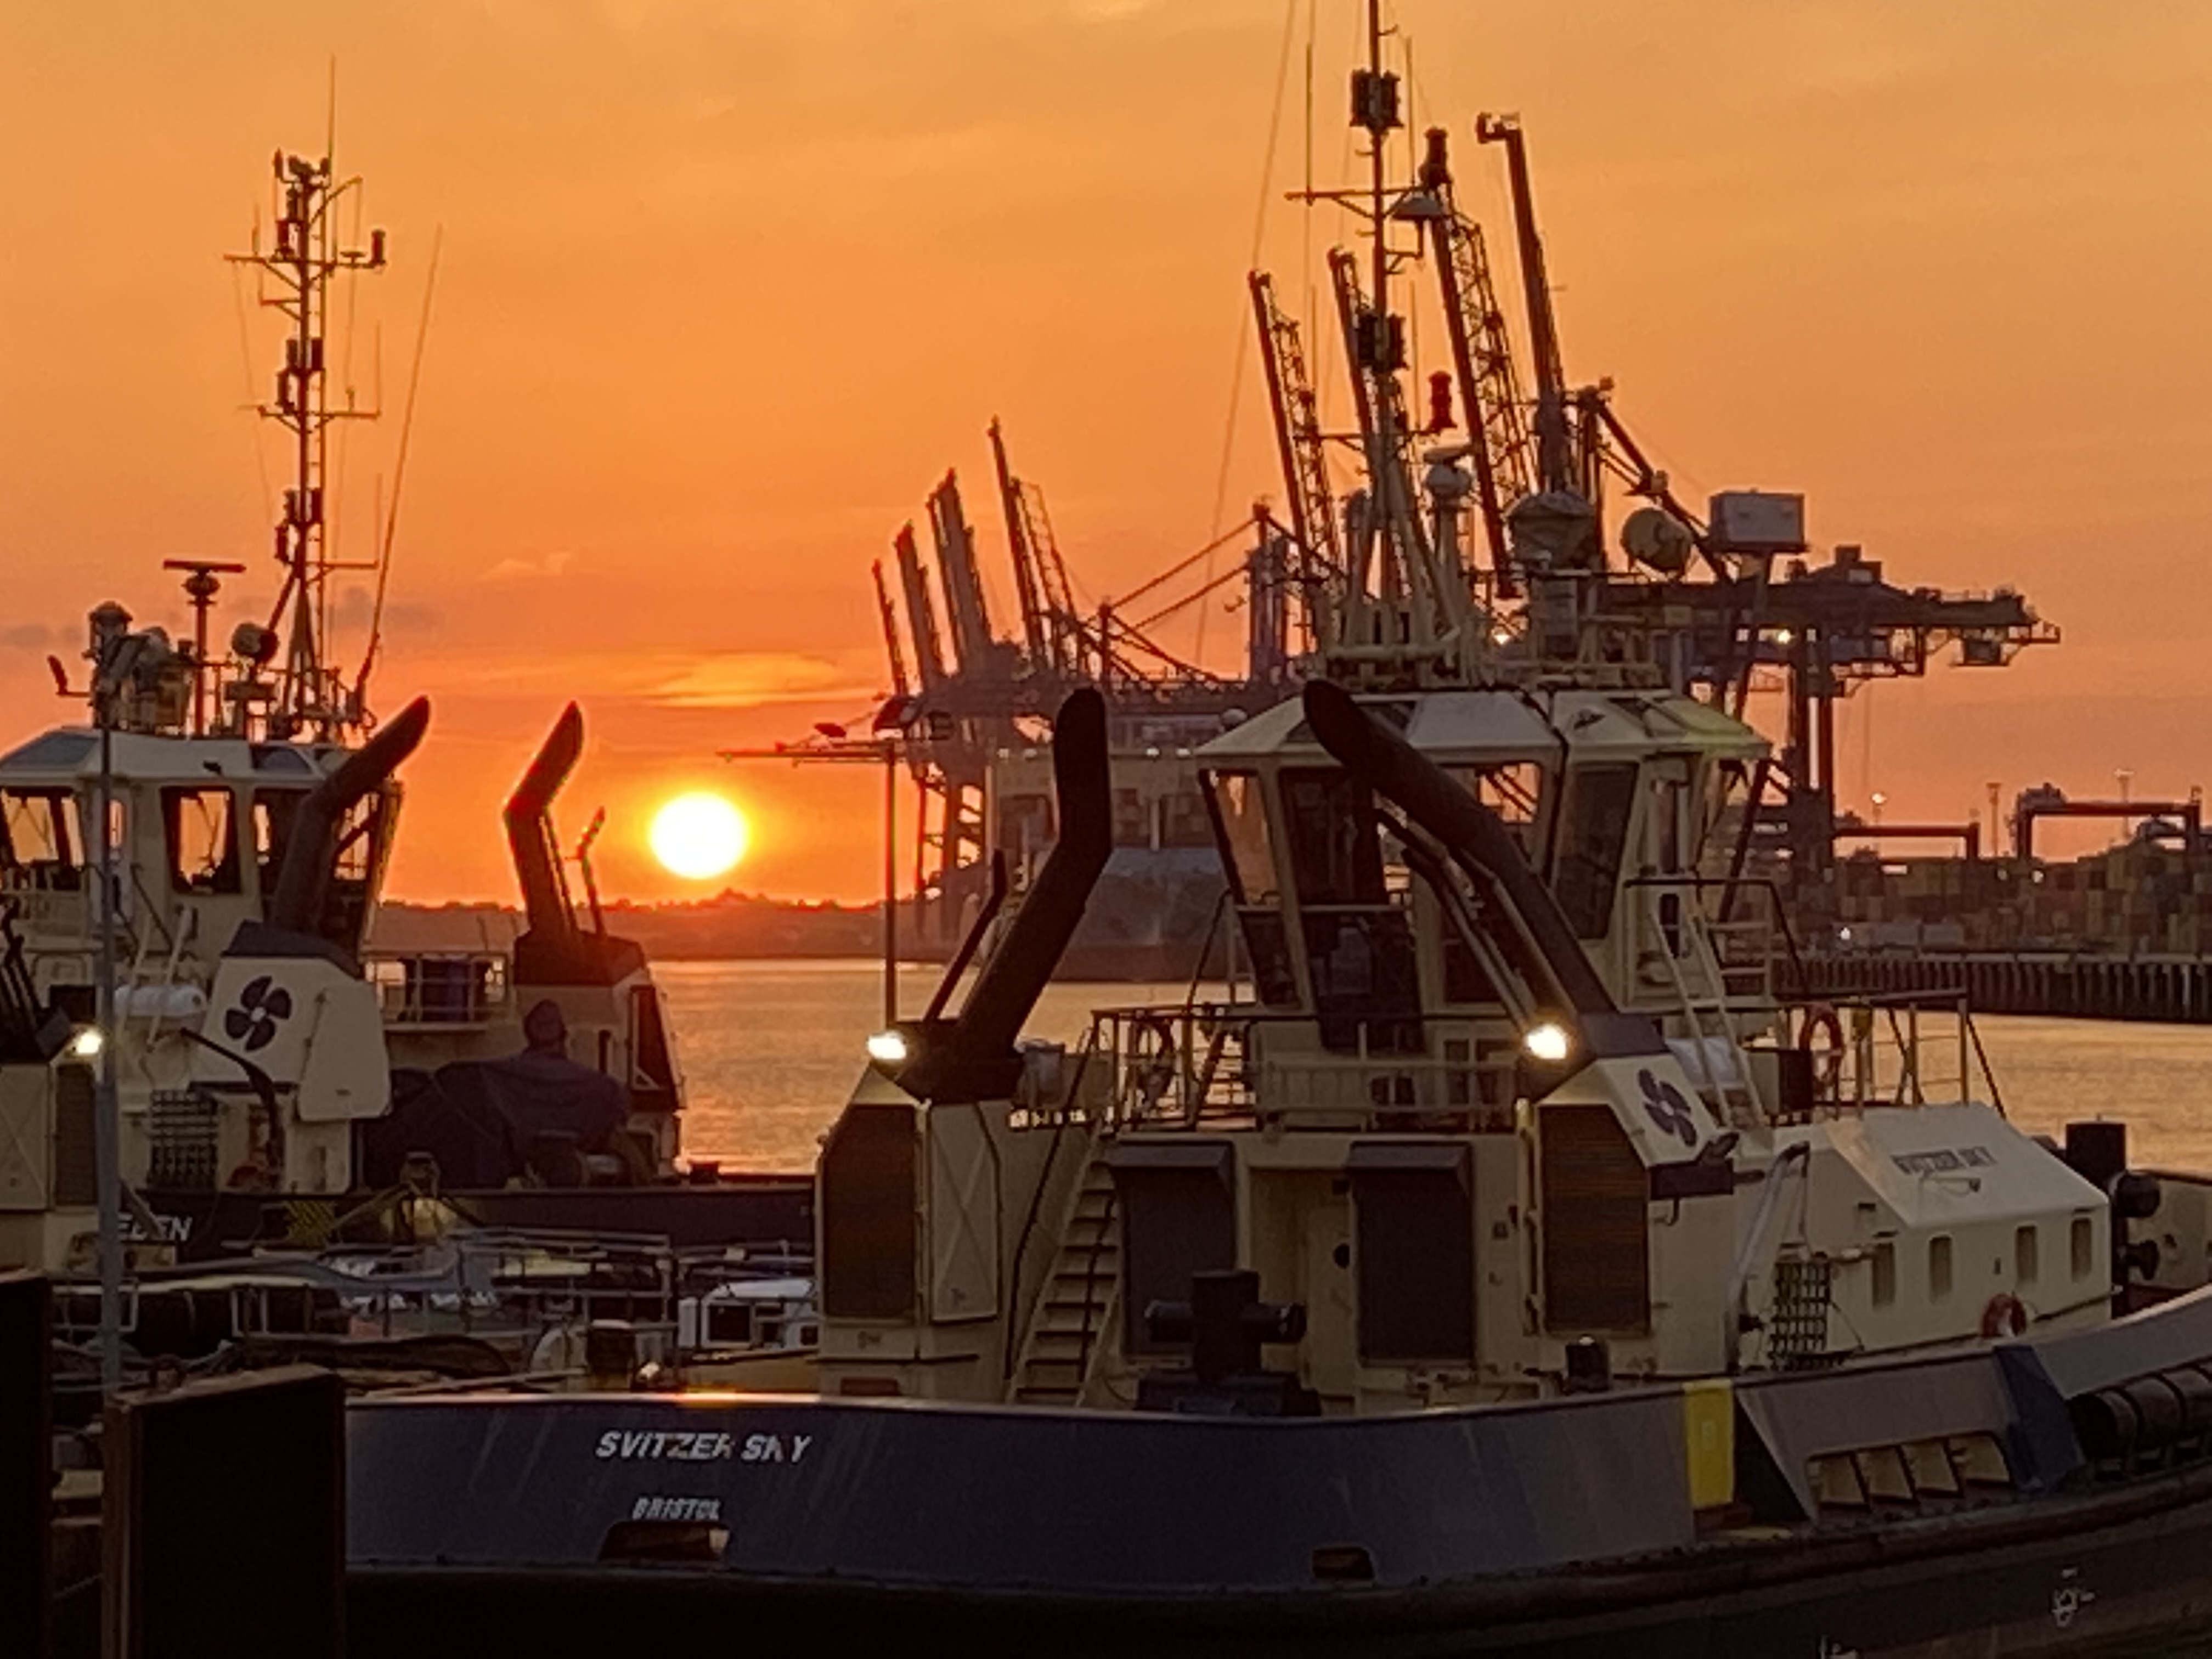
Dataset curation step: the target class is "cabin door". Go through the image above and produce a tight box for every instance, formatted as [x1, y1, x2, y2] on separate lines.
[1299, 1188, 1356, 1401]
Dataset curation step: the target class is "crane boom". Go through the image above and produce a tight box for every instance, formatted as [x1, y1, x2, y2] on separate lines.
[1419, 128, 1534, 585]
[1249, 269, 1342, 578]
[1020, 481, 1083, 676]
[1476, 113, 1571, 496]
[894, 523, 948, 691]
[986, 420, 1052, 673]
[928, 471, 997, 674]
[871, 558, 912, 698]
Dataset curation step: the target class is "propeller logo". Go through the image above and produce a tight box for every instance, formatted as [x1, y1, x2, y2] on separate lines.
[1637, 1068, 1700, 1149]
[223, 974, 293, 1053]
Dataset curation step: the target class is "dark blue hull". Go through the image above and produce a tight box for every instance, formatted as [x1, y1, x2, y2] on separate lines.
[345, 1288, 2212, 1657]
[351, 1477, 2212, 1658]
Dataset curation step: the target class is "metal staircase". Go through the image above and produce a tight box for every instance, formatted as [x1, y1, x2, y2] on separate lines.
[1644, 888, 1767, 1128]
[1006, 1153, 1120, 1407]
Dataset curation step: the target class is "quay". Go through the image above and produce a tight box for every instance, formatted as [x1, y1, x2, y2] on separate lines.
[1795, 950, 2212, 1025]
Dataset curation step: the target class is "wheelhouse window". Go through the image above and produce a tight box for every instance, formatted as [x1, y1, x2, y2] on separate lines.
[1280, 768, 1420, 1054]
[1201, 769, 1295, 1007]
[162, 787, 242, 895]
[1447, 761, 1543, 853]
[324, 792, 395, 948]
[1553, 763, 1639, 940]
[1281, 769, 1386, 908]
[0, 788, 83, 890]
[253, 790, 306, 904]
[1438, 764, 1544, 1005]
[1206, 770, 1278, 901]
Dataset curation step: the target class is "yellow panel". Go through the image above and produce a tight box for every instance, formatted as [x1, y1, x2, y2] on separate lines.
[1681, 1378, 1735, 1510]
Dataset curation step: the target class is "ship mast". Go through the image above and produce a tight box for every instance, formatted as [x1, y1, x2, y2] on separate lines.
[227, 150, 387, 742]
[1277, 0, 1477, 684]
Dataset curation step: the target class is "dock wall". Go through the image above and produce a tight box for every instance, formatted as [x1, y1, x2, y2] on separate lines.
[1793, 952, 2212, 1025]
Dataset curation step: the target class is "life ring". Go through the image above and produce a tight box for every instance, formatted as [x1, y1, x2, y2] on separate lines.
[1980, 1293, 2029, 1340]
[1801, 1002, 1846, 1092]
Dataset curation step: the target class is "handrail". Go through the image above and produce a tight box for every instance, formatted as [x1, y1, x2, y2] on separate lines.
[1001, 1031, 1098, 1382]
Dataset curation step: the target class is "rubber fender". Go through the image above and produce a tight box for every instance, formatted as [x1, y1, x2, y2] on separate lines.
[2120, 1374, 2188, 1451]
[2165, 1365, 2212, 1438]
[2073, 1387, 2141, 1462]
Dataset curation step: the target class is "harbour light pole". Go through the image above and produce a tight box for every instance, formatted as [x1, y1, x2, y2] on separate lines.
[89, 624, 125, 1395]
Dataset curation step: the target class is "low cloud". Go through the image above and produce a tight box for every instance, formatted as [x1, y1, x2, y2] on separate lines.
[483, 550, 578, 582]
[0, 622, 66, 653]
[649, 649, 882, 710]
[332, 587, 443, 637]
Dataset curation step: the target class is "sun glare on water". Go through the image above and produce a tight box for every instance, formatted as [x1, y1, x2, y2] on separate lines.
[650, 792, 749, 881]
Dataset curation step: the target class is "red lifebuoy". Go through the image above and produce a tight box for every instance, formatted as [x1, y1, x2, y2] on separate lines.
[1981, 1293, 2029, 1339]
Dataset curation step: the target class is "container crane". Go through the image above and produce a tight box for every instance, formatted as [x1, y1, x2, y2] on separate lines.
[893, 523, 949, 692]
[871, 560, 911, 701]
[927, 472, 1000, 679]
[988, 419, 1088, 680]
[988, 421, 1052, 673]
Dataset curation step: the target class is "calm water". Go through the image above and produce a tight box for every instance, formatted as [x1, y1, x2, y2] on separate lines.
[659, 957, 2212, 1175]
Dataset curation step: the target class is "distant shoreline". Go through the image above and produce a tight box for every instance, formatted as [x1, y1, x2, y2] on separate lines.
[375, 896, 928, 963]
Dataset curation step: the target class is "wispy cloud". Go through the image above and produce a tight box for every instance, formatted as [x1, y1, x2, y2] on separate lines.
[0, 622, 66, 653]
[483, 550, 578, 582]
[649, 649, 882, 710]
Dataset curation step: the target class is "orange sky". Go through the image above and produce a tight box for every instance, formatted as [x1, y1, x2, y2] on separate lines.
[3, 2, 2209, 902]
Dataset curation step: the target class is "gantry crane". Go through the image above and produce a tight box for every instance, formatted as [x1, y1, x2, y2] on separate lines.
[893, 523, 949, 692]
[988, 418, 1088, 680]
[871, 560, 911, 700]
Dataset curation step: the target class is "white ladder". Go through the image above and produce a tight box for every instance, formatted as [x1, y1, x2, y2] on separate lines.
[1006, 1152, 1120, 1407]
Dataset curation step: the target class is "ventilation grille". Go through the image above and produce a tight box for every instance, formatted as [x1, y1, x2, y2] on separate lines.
[148, 1090, 221, 1190]
[1539, 1104, 1650, 1334]
[52, 1063, 97, 1206]
[1769, 1255, 1837, 1369]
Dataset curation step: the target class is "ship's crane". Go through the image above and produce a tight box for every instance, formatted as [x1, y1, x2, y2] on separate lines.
[1416, 128, 1534, 587]
[1476, 113, 1572, 500]
[1249, 270, 1343, 581]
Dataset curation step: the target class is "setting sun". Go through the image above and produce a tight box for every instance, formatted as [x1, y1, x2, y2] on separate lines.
[649, 792, 749, 882]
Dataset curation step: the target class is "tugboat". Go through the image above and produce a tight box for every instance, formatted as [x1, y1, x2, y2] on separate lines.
[350, 674, 2212, 1657]
[0, 148, 807, 1294]
[345, 22, 2212, 1656]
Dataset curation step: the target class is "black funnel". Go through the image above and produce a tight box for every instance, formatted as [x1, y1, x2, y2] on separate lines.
[911, 688, 1111, 1098]
[267, 696, 431, 936]
[505, 702, 583, 943]
[1300, 681, 1620, 1023]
